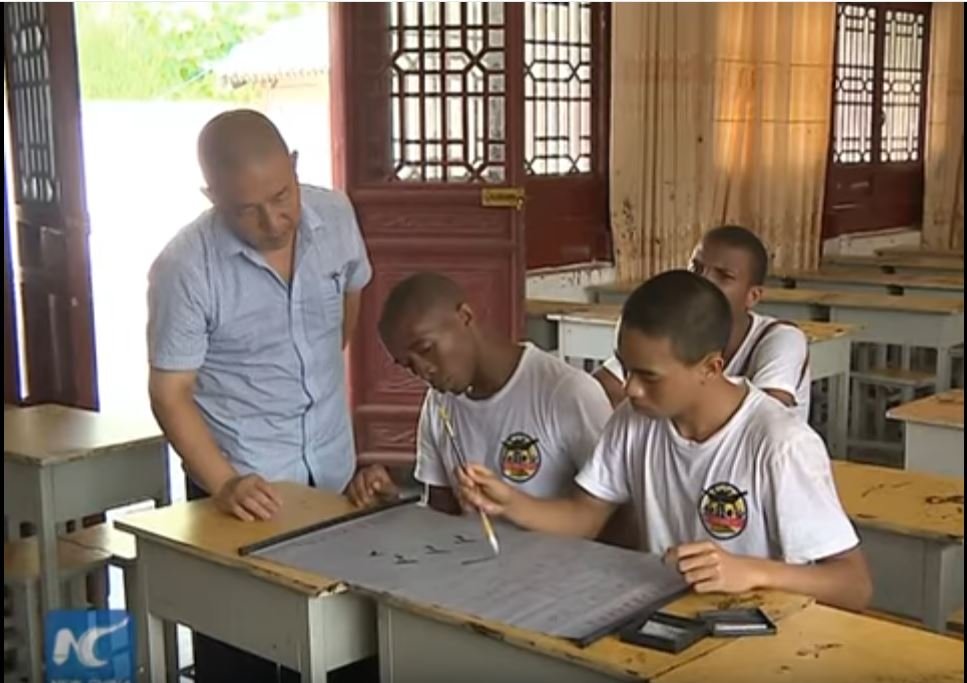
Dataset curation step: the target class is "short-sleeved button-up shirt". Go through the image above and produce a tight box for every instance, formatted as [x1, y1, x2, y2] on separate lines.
[147, 185, 371, 491]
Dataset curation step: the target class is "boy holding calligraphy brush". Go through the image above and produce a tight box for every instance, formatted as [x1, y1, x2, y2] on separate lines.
[458, 271, 872, 611]
[346, 272, 611, 535]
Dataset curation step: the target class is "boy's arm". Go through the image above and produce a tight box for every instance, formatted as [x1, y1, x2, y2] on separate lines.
[668, 542, 872, 612]
[458, 465, 616, 539]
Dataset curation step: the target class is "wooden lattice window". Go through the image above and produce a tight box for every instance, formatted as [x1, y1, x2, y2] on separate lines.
[824, 2, 931, 237]
[6, 3, 61, 205]
[524, 2, 593, 176]
[389, 2, 506, 183]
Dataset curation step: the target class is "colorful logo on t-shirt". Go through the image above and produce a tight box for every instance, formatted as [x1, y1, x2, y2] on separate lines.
[698, 482, 749, 540]
[499, 432, 541, 483]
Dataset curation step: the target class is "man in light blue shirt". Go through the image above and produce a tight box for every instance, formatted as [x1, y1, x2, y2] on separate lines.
[148, 111, 374, 682]
[148, 110, 371, 521]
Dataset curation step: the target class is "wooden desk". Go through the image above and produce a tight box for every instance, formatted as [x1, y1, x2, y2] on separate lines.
[117, 483, 375, 682]
[379, 590, 811, 682]
[525, 298, 615, 351]
[887, 390, 965, 477]
[590, 283, 843, 318]
[769, 269, 963, 299]
[3, 405, 169, 617]
[824, 294, 964, 391]
[654, 604, 964, 683]
[824, 252, 965, 274]
[750, 288, 965, 391]
[876, 245, 964, 260]
[832, 461, 964, 631]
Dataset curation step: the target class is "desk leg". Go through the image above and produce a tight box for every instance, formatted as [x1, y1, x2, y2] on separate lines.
[146, 608, 169, 683]
[829, 371, 850, 458]
[126, 560, 178, 683]
[300, 601, 328, 683]
[922, 544, 964, 632]
[935, 346, 953, 391]
[36, 469, 62, 614]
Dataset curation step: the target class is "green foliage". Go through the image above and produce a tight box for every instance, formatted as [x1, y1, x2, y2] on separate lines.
[75, 2, 306, 101]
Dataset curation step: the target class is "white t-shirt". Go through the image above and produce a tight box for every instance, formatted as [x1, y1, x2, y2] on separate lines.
[602, 312, 811, 420]
[575, 382, 858, 563]
[416, 343, 612, 498]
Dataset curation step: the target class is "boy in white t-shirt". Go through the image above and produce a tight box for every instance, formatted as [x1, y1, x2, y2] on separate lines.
[459, 271, 871, 611]
[346, 272, 612, 513]
[594, 225, 810, 420]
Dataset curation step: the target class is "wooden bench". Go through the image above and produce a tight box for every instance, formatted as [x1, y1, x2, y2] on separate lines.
[4, 537, 111, 682]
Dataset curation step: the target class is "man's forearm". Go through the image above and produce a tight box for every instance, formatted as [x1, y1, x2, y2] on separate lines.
[151, 392, 237, 495]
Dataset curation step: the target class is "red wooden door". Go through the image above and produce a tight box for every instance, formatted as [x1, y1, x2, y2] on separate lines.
[3, 2, 98, 408]
[332, 3, 526, 464]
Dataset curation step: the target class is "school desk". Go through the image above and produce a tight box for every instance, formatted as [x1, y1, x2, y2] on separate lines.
[589, 282, 841, 316]
[116, 483, 376, 683]
[832, 461, 964, 631]
[768, 268, 963, 299]
[377, 585, 811, 682]
[824, 252, 965, 274]
[825, 294, 965, 392]
[526, 298, 855, 457]
[876, 245, 964, 261]
[119, 481, 811, 683]
[653, 604, 964, 683]
[749, 289, 964, 392]
[887, 390, 965, 477]
[3, 405, 169, 616]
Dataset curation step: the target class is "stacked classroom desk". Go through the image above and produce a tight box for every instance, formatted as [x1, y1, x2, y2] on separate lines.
[832, 461, 964, 631]
[876, 245, 964, 260]
[768, 269, 963, 299]
[887, 389, 965, 477]
[823, 252, 965, 275]
[3, 405, 169, 616]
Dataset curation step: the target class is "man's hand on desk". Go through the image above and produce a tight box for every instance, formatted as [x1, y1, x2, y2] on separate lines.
[214, 473, 282, 521]
[346, 464, 400, 507]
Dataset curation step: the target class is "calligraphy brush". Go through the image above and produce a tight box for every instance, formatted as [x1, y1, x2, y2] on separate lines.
[437, 405, 501, 556]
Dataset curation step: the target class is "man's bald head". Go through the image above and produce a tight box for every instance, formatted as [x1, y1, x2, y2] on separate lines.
[197, 110, 301, 253]
[197, 109, 290, 187]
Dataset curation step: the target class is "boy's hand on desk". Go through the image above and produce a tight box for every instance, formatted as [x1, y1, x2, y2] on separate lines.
[455, 464, 514, 516]
[665, 542, 763, 594]
[346, 465, 399, 508]
[215, 474, 282, 522]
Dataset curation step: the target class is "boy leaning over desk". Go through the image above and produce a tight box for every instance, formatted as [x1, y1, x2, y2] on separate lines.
[458, 270, 873, 612]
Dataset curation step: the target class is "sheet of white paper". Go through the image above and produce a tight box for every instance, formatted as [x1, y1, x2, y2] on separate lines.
[254, 503, 686, 641]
